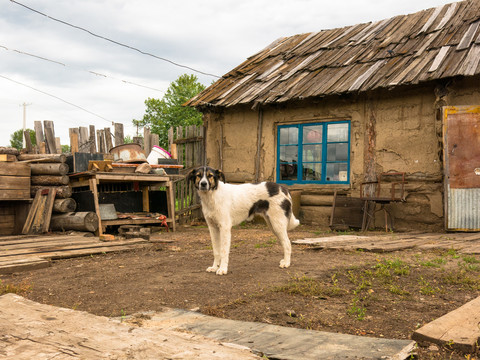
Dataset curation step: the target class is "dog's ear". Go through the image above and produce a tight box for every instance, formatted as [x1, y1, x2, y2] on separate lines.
[187, 168, 197, 183]
[216, 169, 226, 183]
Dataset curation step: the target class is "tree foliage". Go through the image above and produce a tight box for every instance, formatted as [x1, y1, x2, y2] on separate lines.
[134, 74, 206, 148]
[10, 129, 36, 150]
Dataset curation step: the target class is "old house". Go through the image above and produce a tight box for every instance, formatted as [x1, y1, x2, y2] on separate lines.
[186, 0, 480, 231]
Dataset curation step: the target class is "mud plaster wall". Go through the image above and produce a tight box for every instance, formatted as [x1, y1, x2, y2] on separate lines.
[201, 77, 480, 231]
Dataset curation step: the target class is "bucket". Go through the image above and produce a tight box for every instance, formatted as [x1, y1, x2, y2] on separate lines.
[147, 145, 171, 165]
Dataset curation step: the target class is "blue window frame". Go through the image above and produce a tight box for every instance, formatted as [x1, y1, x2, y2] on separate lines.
[277, 121, 350, 184]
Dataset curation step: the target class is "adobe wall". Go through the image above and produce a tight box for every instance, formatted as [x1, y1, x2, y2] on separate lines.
[201, 76, 480, 231]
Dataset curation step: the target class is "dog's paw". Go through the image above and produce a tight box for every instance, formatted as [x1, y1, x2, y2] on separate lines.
[216, 267, 228, 275]
[206, 266, 218, 272]
[279, 259, 291, 268]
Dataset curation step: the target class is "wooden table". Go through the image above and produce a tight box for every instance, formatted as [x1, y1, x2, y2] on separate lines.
[69, 171, 176, 235]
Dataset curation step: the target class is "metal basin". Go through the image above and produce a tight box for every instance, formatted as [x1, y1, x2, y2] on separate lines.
[109, 143, 147, 163]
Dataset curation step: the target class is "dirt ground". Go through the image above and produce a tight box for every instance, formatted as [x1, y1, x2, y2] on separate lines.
[2, 224, 480, 360]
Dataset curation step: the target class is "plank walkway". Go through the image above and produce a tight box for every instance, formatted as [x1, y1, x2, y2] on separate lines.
[0, 293, 259, 360]
[120, 308, 416, 360]
[0, 234, 149, 274]
[293, 232, 480, 254]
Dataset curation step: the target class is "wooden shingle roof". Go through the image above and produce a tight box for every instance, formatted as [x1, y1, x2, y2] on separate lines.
[187, 0, 480, 108]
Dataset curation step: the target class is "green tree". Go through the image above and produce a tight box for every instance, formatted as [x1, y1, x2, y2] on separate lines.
[10, 129, 36, 150]
[134, 74, 206, 148]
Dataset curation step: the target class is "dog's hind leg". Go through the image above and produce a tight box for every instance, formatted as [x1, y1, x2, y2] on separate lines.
[266, 216, 291, 268]
[206, 220, 221, 273]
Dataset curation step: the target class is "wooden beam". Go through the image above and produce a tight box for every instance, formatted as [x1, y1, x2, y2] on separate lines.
[79, 127, 89, 153]
[43, 121, 57, 154]
[34, 121, 45, 154]
[104, 127, 113, 152]
[89, 125, 96, 154]
[69, 128, 79, 153]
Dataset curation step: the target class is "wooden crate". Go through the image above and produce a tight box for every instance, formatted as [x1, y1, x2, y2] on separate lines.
[0, 162, 31, 200]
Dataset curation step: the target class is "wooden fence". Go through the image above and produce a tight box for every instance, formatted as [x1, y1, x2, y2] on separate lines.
[169, 125, 205, 224]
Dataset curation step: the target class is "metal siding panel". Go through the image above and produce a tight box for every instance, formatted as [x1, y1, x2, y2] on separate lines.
[447, 187, 480, 230]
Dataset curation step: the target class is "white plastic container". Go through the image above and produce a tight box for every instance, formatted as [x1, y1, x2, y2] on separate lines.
[146, 145, 171, 165]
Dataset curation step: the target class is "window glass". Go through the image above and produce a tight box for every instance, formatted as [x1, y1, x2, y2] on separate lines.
[303, 163, 322, 181]
[327, 143, 348, 162]
[303, 144, 322, 162]
[280, 127, 298, 145]
[280, 146, 298, 163]
[327, 123, 348, 142]
[303, 126, 322, 144]
[326, 163, 348, 182]
[277, 121, 350, 184]
[280, 163, 297, 181]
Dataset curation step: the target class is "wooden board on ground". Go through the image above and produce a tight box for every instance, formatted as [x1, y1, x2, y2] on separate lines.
[0, 293, 259, 360]
[0, 234, 150, 274]
[412, 295, 480, 353]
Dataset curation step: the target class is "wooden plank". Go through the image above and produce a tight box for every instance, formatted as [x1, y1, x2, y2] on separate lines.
[0, 162, 30, 176]
[413, 296, 480, 353]
[79, 126, 89, 153]
[22, 190, 43, 234]
[89, 125, 96, 153]
[69, 128, 79, 153]
[34, 121, 45, 154]
[43, 120, 57, 154]
[0, 258, 50, 274]
[104, 127, 113, 152]
[114, 123, 124, 146]
[55, 137, 62, 154]
[0, 154, 16, 162]
[0, 176, 30, 190]
[23, 130, 33, 153]
[457, 19, 480, 50]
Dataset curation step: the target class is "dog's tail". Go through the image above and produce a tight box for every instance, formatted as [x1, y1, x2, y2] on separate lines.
[288, 213, 300, 230]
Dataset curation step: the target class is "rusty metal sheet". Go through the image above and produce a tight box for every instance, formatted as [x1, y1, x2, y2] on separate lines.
[444, 106, 480, 231]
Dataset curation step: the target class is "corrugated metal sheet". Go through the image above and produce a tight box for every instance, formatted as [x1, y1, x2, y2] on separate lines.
[447, 186, 480, 230]
[187, 0, 480, 109]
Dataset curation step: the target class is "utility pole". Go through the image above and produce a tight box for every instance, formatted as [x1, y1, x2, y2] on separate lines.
[21, 102, 32, 148]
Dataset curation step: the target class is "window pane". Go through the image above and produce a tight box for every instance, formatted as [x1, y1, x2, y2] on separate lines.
[327, 143, 348, 161]
[303, 163, 322, 181]
[326, 163, 348, 182]
[327, 123, 348, 142]
[303, 144, 322, 162]
[280, 163, 297, 181]
[280, 127, 298, 145]
[303, 125, 322, 144]
[280, 146, 298, 163]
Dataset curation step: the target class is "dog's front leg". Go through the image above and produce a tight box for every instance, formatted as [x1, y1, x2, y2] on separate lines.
[206, 220, 221, 273]
[216, 226, 231, 275]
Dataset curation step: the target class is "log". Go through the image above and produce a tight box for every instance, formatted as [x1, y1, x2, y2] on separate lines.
[53, 198, 77, 213]
[31, 185, 72, 199]
[30, 163, 69, 176]
[31, 175, 70, 186]
[18, 154, 67, 163]
[50, 212, 98, 232]
[0, 147, 20, 156]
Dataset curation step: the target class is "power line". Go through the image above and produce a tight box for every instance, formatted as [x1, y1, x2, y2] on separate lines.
[0, 44, 165, 93]
[0, 73, 113, 124]
[10, 0, 222, 79]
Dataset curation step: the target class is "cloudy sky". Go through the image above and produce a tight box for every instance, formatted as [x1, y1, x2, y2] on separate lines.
[0, 0, 456, 148]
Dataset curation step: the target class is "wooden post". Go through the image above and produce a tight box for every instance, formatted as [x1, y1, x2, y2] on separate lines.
[97, 129, 105, 154]
[89, 125, 96, 154]
[55, 137, 62, 154]
[104, 127, 113, 152]
[69, 128, 79, 153]
[44, 121, 57, 154]
[151, 133, 159, 147]
[114, 123, 124, 147]
[34, 121, 45, 154]
[24, 130, 33, 153]
[89, 178, 102, 236]
[144, 128, 151, 156]
[79, 127, 89, 153]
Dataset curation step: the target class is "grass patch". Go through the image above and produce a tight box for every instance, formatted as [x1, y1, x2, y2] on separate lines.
[255, 238, 277, 248]
[0, 279, 31, 295]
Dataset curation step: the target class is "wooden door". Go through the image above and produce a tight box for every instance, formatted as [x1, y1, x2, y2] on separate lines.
[443, 106, 480, 231]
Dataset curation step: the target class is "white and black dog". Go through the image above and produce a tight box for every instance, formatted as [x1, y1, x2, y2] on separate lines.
[188, 166, 300, 275]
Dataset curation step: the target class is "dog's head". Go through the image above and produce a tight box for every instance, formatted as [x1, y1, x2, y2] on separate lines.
[187, 166, 225, 191]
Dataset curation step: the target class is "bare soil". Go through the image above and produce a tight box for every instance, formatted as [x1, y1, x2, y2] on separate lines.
[2, 224, 480, 359]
